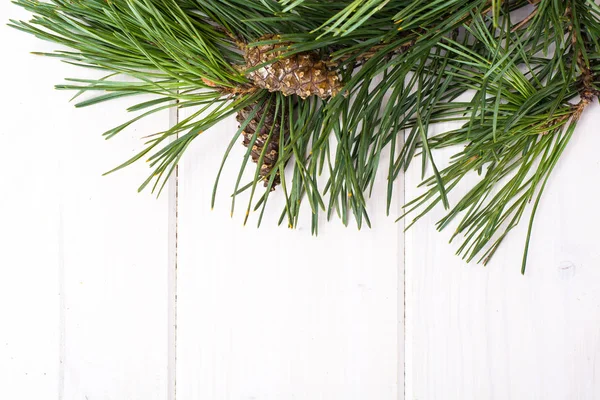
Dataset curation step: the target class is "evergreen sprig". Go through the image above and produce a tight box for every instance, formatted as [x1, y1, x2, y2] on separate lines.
[9, 0, 600, 271]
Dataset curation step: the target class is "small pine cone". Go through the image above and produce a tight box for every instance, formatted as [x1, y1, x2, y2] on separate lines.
[244, 34, 342, 99]
[236, 102, 288, 188]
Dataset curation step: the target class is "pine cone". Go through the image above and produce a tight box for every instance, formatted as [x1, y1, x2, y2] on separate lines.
[244, 34, 342, 99]
[236, 102, 288, 188]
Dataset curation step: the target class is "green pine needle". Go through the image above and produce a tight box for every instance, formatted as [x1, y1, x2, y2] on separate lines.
[9, 0, 600, 272]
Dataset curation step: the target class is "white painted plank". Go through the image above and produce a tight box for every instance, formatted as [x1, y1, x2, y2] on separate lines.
[405, 103, 600, 399]
[176, 110, 403, 399]
[0, 11, 61, 399]
[0, 4, 173, 399]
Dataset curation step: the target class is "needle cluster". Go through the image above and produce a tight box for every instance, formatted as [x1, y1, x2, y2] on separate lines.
[10, 0, 600, 271]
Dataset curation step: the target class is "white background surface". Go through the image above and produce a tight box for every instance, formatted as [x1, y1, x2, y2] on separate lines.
[1, 2, 600, 399]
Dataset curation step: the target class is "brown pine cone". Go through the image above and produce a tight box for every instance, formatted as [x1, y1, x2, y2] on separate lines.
[244, 34, 342, 99]
[236, 102, 288, 188]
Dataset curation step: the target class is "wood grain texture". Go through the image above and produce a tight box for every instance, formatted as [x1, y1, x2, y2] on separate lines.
[405, 103, 600, 400]
[175, 111, 404, 400]
[0, 3, 173, 399]
[5, 2, 600, 399]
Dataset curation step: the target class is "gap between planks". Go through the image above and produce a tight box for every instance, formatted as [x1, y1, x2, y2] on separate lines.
[167, 102, 179, 400]
[399, 129, 407, 400]
[58, 170, 66, 400]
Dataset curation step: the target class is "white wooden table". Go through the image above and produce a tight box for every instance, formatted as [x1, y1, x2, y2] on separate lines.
[2, 3, 599, 399]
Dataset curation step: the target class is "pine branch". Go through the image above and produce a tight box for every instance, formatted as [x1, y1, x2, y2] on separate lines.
[401, 0, 600, 272]
[8, 0, 600, 270]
